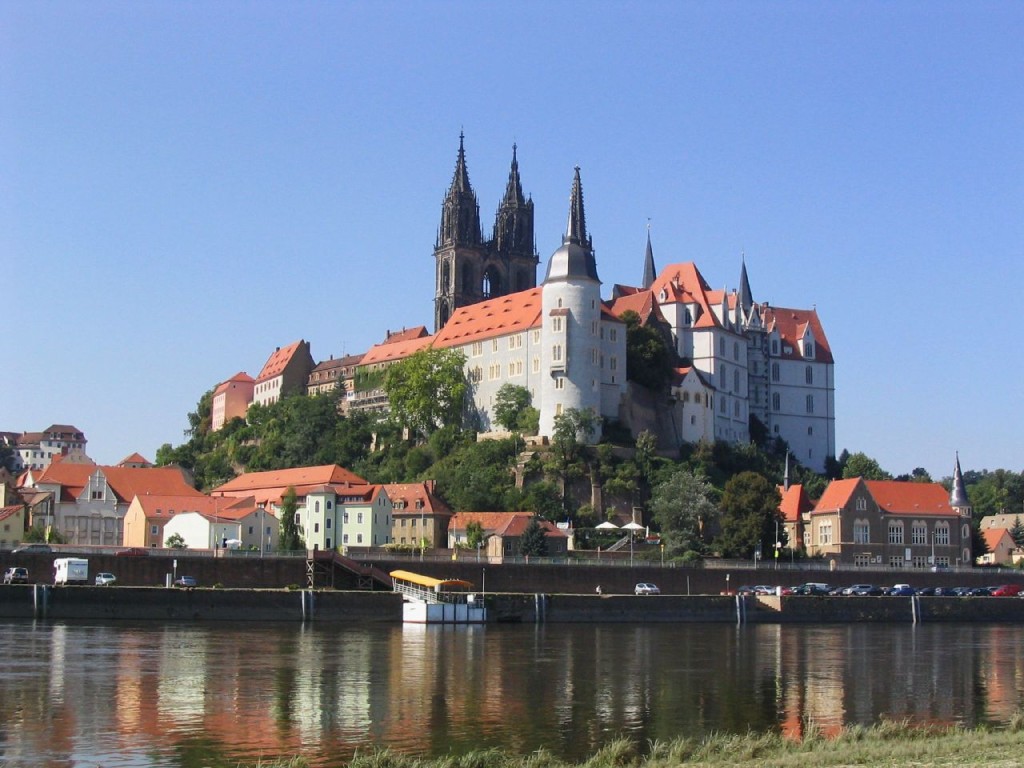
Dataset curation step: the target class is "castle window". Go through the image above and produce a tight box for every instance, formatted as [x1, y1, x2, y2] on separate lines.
[771, 339, 779, 355]
[471, 342, 482, 357]
[554, 377, 565, 390]
[806, 395, 814, 414]
[552, 345, 562, 362]
[771, 363, 780, 382]
[805, 365, 813, 384]
[934, 522, 950, 545]
[733, 341, 739, 361]
[532, 357, 539, 373]
[772, 393, 780, 411]
[552, 317, 563, 332]
[804, 341, 815, 358]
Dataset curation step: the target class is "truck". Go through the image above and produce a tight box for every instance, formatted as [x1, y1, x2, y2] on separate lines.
[54, 558, 89, 585]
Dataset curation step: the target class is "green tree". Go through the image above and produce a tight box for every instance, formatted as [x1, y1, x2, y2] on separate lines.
[429, 438, 520, 511]
[493, 383, 533, 432]
[1010, 516, 1024, 548]
[717, 471, 784, 559]
[518, 518, 548, 557]
[620, 310, 672, 390]
[546, 408, 597, 521]
[384, 347, 468, 438]
[649, 467, 718, 557]
[165, 532, 187, 549]
[465, 520, 486, 550]
[841, 452, 892, 481]
[278, 486, 305, 551]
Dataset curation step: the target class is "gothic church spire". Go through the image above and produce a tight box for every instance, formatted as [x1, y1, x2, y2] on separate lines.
[436, 131, 481, 248]
[642, 226, 657, 289]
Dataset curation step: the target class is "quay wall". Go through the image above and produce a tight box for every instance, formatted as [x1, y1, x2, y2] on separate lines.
[4, 585, 1024, 624]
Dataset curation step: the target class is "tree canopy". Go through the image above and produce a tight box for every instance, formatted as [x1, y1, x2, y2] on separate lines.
[384, 347, 468, 438]
[717, 471, 784, 559]
[648, 467, 718, 557]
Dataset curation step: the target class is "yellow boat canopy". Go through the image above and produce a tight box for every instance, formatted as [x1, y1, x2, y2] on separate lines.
[390, 569, 474, 590]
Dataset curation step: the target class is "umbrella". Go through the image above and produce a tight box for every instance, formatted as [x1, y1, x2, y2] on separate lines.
[595, 521, 620, 530]
[621, 522, 644, 531]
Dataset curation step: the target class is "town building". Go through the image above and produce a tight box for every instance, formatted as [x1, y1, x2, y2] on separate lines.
[123, 493, 269, 551]
[0, 504, 26, 551]
[6, 425, 90, 472]
[211, 372, 255, 430]
[804, 457, 973, 568]
[384, 481, 452, 549]
[448, 511, 570, 559]
[307, 353, 364, 412]
[252, 339, 315, 408]
[977, 527, 1017, 566]
[25, 458, 202, 546]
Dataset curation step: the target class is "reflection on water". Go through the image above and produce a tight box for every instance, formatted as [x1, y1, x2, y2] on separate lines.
[1, 620, 1024, 766]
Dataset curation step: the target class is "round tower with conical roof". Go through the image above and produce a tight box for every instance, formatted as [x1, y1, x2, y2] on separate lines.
[539, 167, 603, 441]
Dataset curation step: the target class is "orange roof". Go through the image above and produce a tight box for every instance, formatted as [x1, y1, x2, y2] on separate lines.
[607, 289, 665, 326]
[433, 288, 543, 348]
[132, 494, 257, 521]
[359, 334, 433, 367]
[383, 482, 452, 515]
[210, 464, 367, 506]
[778, 484, 814, 522]
[0, 505, 23, 522]
[450, 511, 533, 532]
[762, 306, 834, 364]
[649, 262, 724, 330]
[983, 527, 1014, 552]
[381, 326, 429, 345]
[494, 514, 568, 539]
[256, 340, 307, 382]
[813, 478, 954, 517]
[117, 453, 152, 467]
[214, 371, 254, 395]
[33, 462, 201, 503]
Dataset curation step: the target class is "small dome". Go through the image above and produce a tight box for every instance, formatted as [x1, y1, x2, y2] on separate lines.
[544, 238, 600, 283]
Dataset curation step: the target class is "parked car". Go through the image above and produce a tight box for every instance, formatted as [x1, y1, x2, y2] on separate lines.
[95, 572, 117, 586]
[885, 584, 916, 596]
[173, 576, 197, 588]
[842, 584, 883, 596]
[3, 567, 29, 584]
[12, 543, 52, 554]
[990, 584, 1023, 597]
[634, 582, 660, 595]
[791, 583, 833, 596]
[736, 585, 757, 596]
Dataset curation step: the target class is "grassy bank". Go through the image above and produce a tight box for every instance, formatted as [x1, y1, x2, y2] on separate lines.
[258, 719, 1024, 768]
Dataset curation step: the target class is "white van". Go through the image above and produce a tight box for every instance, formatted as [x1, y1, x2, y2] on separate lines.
[54, 558, 89, 585]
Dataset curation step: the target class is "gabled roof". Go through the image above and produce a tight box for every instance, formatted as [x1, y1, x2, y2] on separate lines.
[0, 505, 23, 523]
[310, 354, 363, 375]
[778, 484, 814, 523]
[982, 527, 1015, 552]
[761, 306, 834, 364]
[16, 432, 44, 447]
[381, 326, 429, 345]
[118, 453, 152, 467]
[359, 334, 433, 367]
[672, 366, 712, 388]
[214, 372, 255, 395]
[607, 289, 666, 327]
[813, 477, 955, 517]
[256, 340, 309, 382]
[33, 462, 201, 504]
[384, 482, 452, 515]
[649, 262, 723, 330]
[449, 511, 533, 532]
[210, 465, 367, 507]
[433, 288, 543, 348]
[131, 494, 257, 521]
[493, 514, 568, 539]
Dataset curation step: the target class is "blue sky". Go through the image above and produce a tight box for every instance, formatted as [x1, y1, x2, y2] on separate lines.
[3, 2, 1021, 479]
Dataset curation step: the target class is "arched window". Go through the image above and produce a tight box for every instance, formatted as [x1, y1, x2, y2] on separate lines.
[888, 521, 904, 545]
[805, 365, 813, 384]
[482, 267, 501, 299]
[772, 392, 780, 411]
[441, 261, 451, 292]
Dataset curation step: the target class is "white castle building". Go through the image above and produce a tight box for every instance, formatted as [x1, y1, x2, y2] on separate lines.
[354, 138, 836, 472]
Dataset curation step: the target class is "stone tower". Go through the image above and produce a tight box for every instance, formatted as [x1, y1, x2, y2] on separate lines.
[433, 135, 538, 331]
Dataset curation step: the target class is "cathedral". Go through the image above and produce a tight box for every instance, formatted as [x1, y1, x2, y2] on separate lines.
[433, 133, 539, 332]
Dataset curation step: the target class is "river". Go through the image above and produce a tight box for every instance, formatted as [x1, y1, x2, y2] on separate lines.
[1, 620, 1023, 767]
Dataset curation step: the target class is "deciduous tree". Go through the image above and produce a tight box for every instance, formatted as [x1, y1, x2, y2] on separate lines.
[717, 471, 784, 559]
[384, 347, 468, 438]
[649, 467, 718, 557]
[278, 486, 305, 551]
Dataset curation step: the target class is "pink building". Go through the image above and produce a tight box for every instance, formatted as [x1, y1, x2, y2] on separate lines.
[211, 372, 255, 431]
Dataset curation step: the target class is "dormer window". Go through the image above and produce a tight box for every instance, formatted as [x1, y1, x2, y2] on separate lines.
[804, 341, 814, 358]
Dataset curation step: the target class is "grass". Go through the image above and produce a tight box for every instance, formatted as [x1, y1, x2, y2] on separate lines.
[250, 718, 1024, 768]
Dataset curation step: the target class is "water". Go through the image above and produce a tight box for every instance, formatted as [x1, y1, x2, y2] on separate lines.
[2, 620, 1024, 767]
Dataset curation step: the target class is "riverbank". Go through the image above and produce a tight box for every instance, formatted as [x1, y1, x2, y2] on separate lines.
[264, 720, 1024, 767]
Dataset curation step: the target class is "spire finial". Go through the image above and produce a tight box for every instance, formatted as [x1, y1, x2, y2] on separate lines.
[564, 166, 588, 246]
[642, 222, 656, 289]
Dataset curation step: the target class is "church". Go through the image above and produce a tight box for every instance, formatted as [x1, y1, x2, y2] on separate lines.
[361, 136, 836, 471]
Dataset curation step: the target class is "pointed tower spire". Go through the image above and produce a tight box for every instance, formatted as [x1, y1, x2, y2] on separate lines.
[436, 131, 481, 249]
[783, 451, 791, 492]
[564, 166, 589, 248]
[493, 143, 536, 268]
[738, 253, 754, 315]
[642, 222, 656, 289]
[502, 143, 525, 207]
[950, 452, 970, 509]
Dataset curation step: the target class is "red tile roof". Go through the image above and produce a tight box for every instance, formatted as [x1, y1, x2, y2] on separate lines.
[449, 511, 532, 532]
[359, 334, 433, 367]
[649, 262, 723, 329]
[214, 372, 255, 395]
[34, 463, 201, 504]
[383, 482, 452, 515]
[983, 527, 1014, 553]
[762, 306, 834, 364]
[778, 484, 814, 522]
[210, 465, 368, 506]
[607, 289, 666, 326]
[256, 340, 307, 382]
[813, 478, 954, 517]
[132, 494, 257, 521]
[117, 453, 152, 467]
[381, 326, 429, 345]
[433, 288, 543, 349]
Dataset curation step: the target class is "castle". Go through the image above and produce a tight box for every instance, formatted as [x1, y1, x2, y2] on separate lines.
[216, 136, 837, 472]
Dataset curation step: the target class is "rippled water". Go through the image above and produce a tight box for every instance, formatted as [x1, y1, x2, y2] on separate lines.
[2, 620, 1024, 767]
